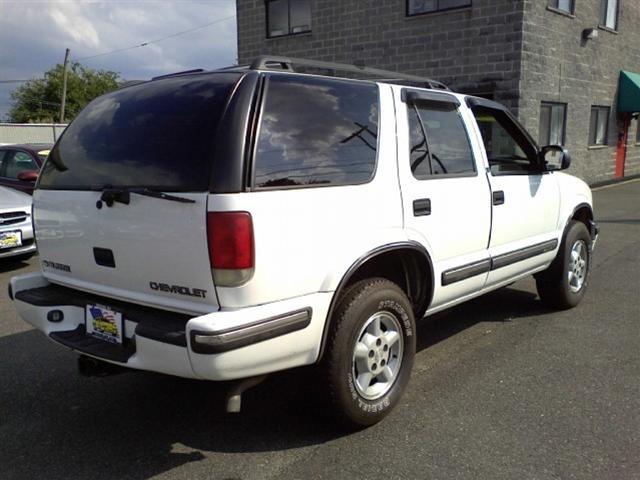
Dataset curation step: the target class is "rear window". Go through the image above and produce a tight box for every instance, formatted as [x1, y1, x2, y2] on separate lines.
[39, 73, 241, 191]
[253, 74, 379, 189]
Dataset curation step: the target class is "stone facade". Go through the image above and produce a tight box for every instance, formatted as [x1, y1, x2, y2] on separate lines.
[237, 0, 640, 184]
[519, 0, 640, 183]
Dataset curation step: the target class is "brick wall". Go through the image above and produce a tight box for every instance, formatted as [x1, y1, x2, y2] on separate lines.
[237, 0, 525, 111]
[626, 115, 640, 178]
[519, 0, 640, 184]
[237, 0, 640, 184]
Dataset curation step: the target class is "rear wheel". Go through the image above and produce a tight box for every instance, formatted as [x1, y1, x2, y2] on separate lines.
[322, 278, 416, 428]
[536, 220, 592, 309]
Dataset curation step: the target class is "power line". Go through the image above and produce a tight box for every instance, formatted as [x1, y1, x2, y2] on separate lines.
[74, 14, 235, 62]
[0, 14, 236, 87]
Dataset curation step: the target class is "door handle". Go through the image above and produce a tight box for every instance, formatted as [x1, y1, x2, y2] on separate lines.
[492, 191, 505, 206]
[413, 198, 431, 216]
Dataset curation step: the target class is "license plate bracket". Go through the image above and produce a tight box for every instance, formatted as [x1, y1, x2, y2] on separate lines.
[85, 304, 124, 345]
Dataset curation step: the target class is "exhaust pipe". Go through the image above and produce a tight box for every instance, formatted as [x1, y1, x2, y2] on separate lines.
[225, 374, 267, 413]
[78, 355, 127, 377]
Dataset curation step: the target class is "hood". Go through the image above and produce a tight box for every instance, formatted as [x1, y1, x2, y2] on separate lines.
[0, 186, 32, 212]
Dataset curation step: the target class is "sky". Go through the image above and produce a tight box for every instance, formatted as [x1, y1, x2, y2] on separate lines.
[0, 0, 238, 121]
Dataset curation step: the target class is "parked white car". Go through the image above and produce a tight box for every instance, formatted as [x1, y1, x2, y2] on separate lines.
[10, 57, 597, 427]
[0, 186, 35, 261]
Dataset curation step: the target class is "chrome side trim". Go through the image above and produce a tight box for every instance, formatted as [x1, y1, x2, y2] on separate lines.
[441, 258, 491, 286]
[440, 239, 559, 286]
[491, 239, 558, 270]
[191, 308, 312, 354]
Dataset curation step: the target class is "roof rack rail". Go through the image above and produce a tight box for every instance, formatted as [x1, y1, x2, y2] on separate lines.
[151, 69, 205, 81]
[248, 55, 449, 90]
[117, 80, 146, 90]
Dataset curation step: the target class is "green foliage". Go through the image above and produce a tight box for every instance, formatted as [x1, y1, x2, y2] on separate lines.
[8, 62, 120, 123]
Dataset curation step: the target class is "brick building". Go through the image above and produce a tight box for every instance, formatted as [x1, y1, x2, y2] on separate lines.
[236, 0, 640, 184]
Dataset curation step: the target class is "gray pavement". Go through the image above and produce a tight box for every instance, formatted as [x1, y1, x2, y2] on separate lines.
[1, 180, 639, 480]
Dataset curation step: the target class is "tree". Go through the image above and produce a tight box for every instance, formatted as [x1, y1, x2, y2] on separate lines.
[8, 62, 120, 123]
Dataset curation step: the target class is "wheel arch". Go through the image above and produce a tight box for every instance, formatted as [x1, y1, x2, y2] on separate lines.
[316, 241, 434, 361]
[568, 202, 596, 239]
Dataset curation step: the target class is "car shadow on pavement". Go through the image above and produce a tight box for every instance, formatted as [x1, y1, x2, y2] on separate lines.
[0, 258, 34, 274]
[415, 284, 550, 353]
[0, 284, 550, 480]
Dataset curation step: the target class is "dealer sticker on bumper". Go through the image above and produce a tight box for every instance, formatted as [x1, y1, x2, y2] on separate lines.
[0, 231, 22, 250]
[85, 304, 123, 344]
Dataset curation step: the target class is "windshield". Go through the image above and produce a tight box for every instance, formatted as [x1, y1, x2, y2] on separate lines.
[38, 72, 241, 191]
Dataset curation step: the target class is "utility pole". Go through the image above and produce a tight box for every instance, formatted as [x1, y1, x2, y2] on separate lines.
[59, 48, 70, 124]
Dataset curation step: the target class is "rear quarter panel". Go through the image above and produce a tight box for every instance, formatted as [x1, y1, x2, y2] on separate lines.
[212, 84, 406, 308]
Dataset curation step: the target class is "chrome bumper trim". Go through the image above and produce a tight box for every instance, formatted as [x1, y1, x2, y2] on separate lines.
[191, 308, 312, 354]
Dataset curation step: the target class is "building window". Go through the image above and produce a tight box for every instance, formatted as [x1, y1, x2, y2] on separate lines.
[407, 0, 471, 16]
[549, 0, 574, 14]
[589, 106, 610, 146]
[600, 0, 619, 30]
[539, 102, 567, 146]
[266, 0, 311, 38]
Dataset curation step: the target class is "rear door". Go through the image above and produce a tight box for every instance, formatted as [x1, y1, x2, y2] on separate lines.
[395, 88, 492, 309]
[34, 72, 244, 315]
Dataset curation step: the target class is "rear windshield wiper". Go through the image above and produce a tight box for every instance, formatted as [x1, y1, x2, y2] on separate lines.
[129, 188, 196, 203]
[98, 186, 195, 207]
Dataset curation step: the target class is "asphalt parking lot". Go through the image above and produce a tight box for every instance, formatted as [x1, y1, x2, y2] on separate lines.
[1, 179, 639, 480]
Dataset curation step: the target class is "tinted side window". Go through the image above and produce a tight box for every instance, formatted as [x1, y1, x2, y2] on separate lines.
[0, 150, 8, 174]
[254, 75, 379, 189]
[472, 107, 538, 174]
[5, 151, 38, 178]
[407, 102, 475, 178]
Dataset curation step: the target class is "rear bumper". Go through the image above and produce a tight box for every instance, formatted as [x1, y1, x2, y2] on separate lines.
[10, 272, 331, 381]
[0, 241, 36, 259]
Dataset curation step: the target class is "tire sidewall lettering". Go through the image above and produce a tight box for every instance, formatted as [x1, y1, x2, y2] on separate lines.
[377, 299, 413, 337]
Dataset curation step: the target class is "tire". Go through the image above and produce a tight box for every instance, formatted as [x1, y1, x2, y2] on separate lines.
[322, 278, 416, 428]
[536, 220, 592, 309]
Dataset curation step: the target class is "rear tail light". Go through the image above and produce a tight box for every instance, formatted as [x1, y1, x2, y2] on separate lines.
[207, 211, 254, 287]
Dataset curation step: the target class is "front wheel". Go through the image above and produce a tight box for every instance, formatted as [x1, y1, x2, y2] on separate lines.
[322, 278, 416, 428]
[536, 220, 592, 309]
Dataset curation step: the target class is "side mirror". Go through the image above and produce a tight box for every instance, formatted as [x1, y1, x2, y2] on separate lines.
[540, 145, 571, 171]
[17, 170, 39, 182]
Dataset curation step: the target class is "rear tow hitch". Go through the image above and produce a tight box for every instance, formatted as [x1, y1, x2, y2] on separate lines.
[226, 375, 268, 413]
[78, 355, 127, 377]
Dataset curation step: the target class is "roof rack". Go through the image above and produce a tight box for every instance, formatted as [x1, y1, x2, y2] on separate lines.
[247, 55, 449, 91]
[151, 69, 205, 81]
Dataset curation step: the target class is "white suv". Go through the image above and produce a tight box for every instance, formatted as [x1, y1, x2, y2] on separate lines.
[10, 57, 597, 427]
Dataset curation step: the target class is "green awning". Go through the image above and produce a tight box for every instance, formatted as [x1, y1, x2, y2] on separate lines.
[618, 70, 640, 113]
